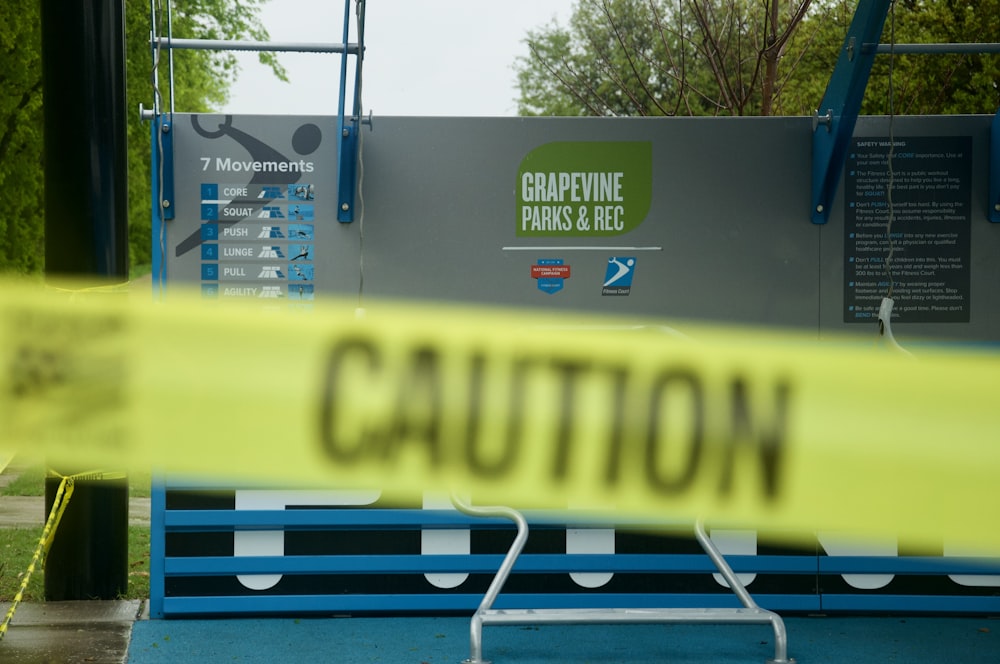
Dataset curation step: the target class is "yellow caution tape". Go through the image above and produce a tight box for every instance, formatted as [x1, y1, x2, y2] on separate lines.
[45, 468, 127, 483]
[1, 280, 998, 552]
[0, 468, 112, 640]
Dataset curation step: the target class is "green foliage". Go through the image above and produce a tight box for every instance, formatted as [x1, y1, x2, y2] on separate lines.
[518, 0, 692, 116]
[769, 0, 850, 116]
[517, 0, 815, 117]
[0, 0, 283, 275]
[0, 0, 44, 272]
[778, 0, 1000, 116]
[517, 0, 1000, 117]
[865, 0, 1000, 115]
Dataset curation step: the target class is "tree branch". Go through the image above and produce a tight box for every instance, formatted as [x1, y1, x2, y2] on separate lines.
[528, 40, 611, 116]
[687, 0, 738, 113]
[600, 0, 670, 115]
[578, 4, 650, 114]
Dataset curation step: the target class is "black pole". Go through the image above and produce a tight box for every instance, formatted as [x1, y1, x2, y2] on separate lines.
[42, 0, 129, 276]
[40, 0, 130, 599]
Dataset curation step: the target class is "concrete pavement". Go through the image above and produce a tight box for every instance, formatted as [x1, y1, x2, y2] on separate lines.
[0, 460, 147, 663]
[0, 601, 144, 664]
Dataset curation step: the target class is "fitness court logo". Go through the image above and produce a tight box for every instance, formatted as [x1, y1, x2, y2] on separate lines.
[602, 256, 636, 296]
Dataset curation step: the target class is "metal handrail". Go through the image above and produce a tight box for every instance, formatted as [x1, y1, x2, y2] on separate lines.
[451, 493, 795, 664]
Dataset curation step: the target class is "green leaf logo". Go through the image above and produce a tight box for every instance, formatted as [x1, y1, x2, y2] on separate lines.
[516, 142, 652, 237]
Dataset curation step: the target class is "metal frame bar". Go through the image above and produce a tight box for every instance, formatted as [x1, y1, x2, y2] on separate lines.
[810, 0, 892, 224]
[991, 109, 1000, 222]
[873, 42, 1000, 54]
[152, 37, 358, 53]
[146, 0, 366, 233]
[811, 2, 1000, 224]
[335, 0, 360, 222]
[451, 496, 794, 664]
[148, 478, 167, 619]
[154, 593, 1000, 617]
[159, 553, 1000, 577]
[148, 482, 1000, 620]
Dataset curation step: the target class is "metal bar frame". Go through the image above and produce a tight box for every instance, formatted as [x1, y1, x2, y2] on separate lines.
[810, 0, 892, 224]
[873, 42, 1000, 54]
[991, 109, 1000, 222]
[146, 0, 366, 245]
[335, 0, 359, 222]
[152, 37, 359, 53]
[811, 2, 1000, 224]
[451, 495, 794, 664]
[148, 479, 1000, 619]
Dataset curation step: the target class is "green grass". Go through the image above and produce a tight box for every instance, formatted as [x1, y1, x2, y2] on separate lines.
[130, 263, 153, 280]
[0, 465, 46, 497]
[0, 525, 149, 601]
[0, 462, 151, 601]
[0, 528, 44, 601]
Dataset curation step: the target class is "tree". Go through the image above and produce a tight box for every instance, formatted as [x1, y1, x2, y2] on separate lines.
[777, 0, 1000, 116]
[517, 0, 815, 117]
[518, 1, 683, 116]
[863, 0, 1000, 115]
[0, 0, 283, 275]
[516, 0, 1000, 118]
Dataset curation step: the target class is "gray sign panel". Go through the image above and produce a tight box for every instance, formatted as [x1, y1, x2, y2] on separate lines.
[164, 113, 999, 342]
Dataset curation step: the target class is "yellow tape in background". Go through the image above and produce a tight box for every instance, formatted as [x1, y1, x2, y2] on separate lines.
[1, 281, 998, 552]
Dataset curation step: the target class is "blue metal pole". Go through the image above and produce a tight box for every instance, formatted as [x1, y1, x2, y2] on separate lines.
[811, 0, 892, 224]
[990, 109, 1000, 223]
[336, 0, 361, 223]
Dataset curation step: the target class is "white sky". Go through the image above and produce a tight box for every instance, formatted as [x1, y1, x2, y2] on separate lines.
[221, 0, 576, 117]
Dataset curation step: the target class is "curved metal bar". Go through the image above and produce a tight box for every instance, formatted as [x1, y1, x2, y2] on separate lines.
[695, 520, 793, 664]
[450, 493, 529, 664]
[694, 520, 758, 610]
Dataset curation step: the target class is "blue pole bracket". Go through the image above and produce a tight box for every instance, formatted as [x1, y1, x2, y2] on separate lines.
[337, 122, 359, 223]
[155, 114, 176, 221]
[335, 0, 365, 224]
[990, 108, 1000, 223]
[811, 0, 892, 224]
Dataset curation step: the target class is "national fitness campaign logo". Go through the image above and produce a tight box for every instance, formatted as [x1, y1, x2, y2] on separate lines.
[531, 258, 571, 295]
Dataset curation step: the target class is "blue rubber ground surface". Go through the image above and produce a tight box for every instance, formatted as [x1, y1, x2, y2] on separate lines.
[128, 615, 1000, 663]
